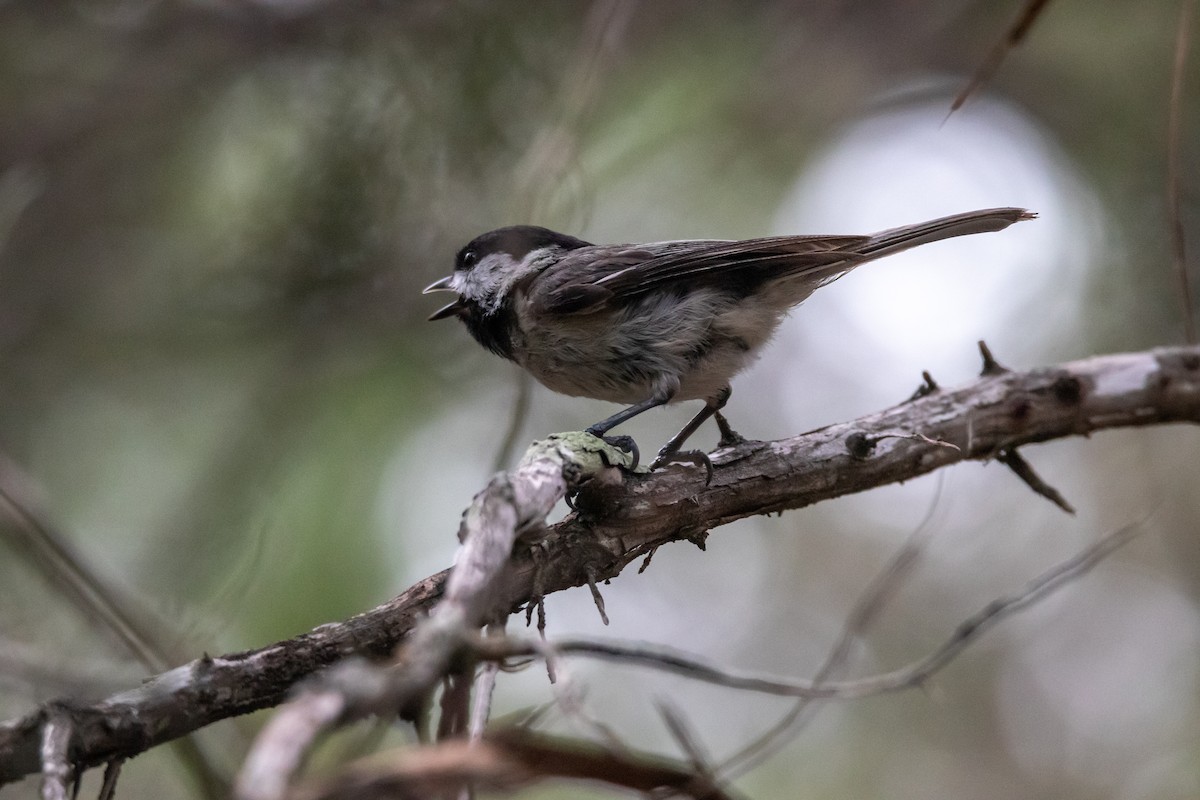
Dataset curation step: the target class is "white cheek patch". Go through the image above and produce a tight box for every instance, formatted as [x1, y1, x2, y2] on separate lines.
[458, 253, 529, 312]
[455, 267, 491, 304]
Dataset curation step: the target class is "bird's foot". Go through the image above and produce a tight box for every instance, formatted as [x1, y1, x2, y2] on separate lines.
[593, 433, 640, 471]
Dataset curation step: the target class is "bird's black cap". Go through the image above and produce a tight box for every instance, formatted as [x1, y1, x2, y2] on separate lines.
[455, 226, 590, 272]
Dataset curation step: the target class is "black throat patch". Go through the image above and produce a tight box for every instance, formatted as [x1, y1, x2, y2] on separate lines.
[462, 299, 516, 361]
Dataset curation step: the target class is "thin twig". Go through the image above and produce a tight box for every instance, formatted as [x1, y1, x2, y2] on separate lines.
[0, 459, 231, 798]
[474, 520, 1144, 704]
[951, 0, 1053, 112]
[491, 0, 635, 471]
[0, 639, 138, 697]
[657, 701, 718, 785]
[1168, 0, 1197, 344]
[97, 760, 124, 800]
[850, 520, 1145, 687]
[719, 473, 944, 778]
[0, 461, 168, 671]
[491, 372, 533, 472]
[469, 623, 506, 742]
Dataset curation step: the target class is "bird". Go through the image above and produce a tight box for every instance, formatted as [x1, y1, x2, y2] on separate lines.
[425, 207, 1034, 471]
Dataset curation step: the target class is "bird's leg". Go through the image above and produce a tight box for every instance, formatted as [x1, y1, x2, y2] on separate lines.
[585, 390, 673, 470]
[585, 392, 668, 436]
[713, 409, 746, 448]
[649, 386, 733, 472]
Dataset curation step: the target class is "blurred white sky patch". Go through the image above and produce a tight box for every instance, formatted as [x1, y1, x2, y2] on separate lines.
[994, 563, 1200, 792]
[374, 392, 510, 584]
[760, 88, 1101, 423]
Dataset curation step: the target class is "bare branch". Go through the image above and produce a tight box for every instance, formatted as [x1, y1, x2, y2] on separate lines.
[846, 519, 1146, 692]
[2, 346, 1198, 787]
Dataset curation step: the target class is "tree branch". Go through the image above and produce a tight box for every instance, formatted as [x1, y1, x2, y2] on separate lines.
[2, 344, 1198, 787]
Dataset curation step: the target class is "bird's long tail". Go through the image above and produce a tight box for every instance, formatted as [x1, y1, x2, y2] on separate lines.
[861, 207, 1036, 258]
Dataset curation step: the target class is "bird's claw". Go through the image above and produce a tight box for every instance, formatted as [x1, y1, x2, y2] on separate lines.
[596, 434, 639, 471]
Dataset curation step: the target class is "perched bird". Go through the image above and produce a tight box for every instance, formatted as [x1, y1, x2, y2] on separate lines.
[426, 207, 1034, 470]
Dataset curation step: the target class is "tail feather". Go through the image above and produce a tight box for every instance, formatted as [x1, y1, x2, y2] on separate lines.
[862, 207, 1035, 258]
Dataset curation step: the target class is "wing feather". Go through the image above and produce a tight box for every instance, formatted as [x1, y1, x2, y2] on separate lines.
[535, 236, 868, 315]
[531, 208, 1033, 316]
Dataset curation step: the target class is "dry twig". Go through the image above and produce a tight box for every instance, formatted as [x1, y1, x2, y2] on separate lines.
[951, 0, 1054, 112]
[470, 520, 1142, 703]
[289, 728, 734, 800]
[1168, 0, 1197, 344]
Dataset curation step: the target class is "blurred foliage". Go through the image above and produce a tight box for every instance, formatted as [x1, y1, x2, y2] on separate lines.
[1, 1, 1199, 799]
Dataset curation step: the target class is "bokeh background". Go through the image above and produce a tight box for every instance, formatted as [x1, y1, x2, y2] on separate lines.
[2, 1, 1199, 798]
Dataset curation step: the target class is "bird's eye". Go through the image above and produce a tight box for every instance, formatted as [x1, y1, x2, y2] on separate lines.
[461, 250, 478, 269]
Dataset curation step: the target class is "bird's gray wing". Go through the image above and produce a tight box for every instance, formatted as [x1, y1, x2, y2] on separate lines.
[532, 208, 1033, 316]
[536, 236, 868, 315]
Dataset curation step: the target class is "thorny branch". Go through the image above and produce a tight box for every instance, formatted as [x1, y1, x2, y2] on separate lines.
[1, 344, 1198, 792]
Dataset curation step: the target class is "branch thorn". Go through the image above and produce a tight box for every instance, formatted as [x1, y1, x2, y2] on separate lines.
[911, 371, 940, 400]
[978, 340, 1010, 376]
[638, 546, 659, 574]
[584, 566, 609, 625]
[997, 447, 1076, 514]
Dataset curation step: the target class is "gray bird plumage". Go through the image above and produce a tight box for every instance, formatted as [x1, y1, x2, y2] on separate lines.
[426, 207, 1035, 471]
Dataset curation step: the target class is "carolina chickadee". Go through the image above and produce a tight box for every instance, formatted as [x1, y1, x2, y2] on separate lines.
[425, 207, 1034, 471]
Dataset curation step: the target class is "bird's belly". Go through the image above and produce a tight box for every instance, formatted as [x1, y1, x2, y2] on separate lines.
[673, 346, 759, 401]
[516, 327, 762, 405]
[518, 345, 661, 404]
[514, 291, 779, 405]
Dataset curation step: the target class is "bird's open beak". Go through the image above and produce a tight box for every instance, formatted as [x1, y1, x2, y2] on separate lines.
[424, 276, 467, 320]
[423, 275, 456, 294]
[428, 298, 467, 321]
